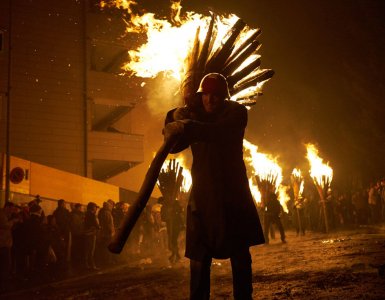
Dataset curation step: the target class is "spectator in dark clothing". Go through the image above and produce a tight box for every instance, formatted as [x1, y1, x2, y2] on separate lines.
[138, 205, 155, 255]
[52, 199, 71, 270]
[112, 202, 127, 231]
[70, 203, 85, 271]
[97, 201, 115, 267]
[28, 197, 46, 223]
[263, 193, 286, 244]
[112, 202, 122, 230]
[161, 199, 184, 263]
[152, 200, 167, 251]
[352, 189, 369, 225]
[84, 202, 100, 270]
[0, 202, 17, 290]
[24, 204, 48, 276]
[293, 195, 306, 236]
[45, 215, 61, 279]
[11, 206, 30, 280]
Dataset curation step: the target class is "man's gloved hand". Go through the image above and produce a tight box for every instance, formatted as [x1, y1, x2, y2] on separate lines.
[172, 106, 194, 121]
[163, 121, 184, 141]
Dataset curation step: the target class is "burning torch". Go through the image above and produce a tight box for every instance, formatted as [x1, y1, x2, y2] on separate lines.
[306, 143, 333, 233]
[291, 168, 304, 235]
[157, 158, 185, 204]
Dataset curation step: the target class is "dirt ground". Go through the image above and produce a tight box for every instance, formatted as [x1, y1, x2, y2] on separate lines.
[2, 225, 385, 300]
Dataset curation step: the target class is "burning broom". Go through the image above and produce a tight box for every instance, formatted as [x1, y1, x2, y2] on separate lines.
[109, 12, 274, 253]
[306, 144, 333, 233]
[291, 168, 305, 235]
[157, 159, 185, 204]
[255, 173, 278, 208]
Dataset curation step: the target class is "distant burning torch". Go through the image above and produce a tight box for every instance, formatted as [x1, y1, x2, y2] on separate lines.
[306, 143, 333, 233]
[243, 140, 288, 212]
[157, 157, 192, 203]
[291, 168, 304, 234]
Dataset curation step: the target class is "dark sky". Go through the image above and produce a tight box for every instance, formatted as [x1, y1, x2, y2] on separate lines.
[137, 0, 385, 188]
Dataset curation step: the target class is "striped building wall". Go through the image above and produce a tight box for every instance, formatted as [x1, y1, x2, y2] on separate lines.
[0, 0, 86, 175]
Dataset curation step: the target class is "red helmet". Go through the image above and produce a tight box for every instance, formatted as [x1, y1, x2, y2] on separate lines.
[196, 73, 230, 99]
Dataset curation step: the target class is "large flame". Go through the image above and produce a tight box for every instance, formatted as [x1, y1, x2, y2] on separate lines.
[100, 1, 264, 95]
[306, 143, 333, 188]
[243, 139, 283, 186]
[243, 139, 289, 212]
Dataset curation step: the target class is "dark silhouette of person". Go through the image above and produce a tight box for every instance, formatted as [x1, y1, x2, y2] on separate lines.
[161, 199, 184, 263]
[263, 192, 286, 244]
[163, 73, 265, 299]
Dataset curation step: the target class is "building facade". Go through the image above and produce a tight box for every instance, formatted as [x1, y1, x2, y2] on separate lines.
[0, 0, 144, 193]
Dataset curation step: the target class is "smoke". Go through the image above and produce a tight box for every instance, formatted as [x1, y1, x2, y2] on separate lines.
[144, 75, 184, 117]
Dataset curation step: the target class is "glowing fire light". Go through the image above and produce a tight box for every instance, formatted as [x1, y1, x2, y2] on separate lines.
[248, 177, 261, 204]
[306, 143, 333, 233]
[306, 143, 333, 188]
[160, 156, 192, 194]
[291, 168, 304, 196]
[173, 155, 192, 193]
[100, 1, 266, 97]
[243, 139, 289, 212]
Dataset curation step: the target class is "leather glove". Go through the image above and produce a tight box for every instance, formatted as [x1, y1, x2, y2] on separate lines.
[172, 106, 195, 121]
[163, 121, 184, 141]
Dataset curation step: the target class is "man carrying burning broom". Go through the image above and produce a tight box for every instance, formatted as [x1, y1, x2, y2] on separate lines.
[107, 6, 274, 298]
[164, 72, 265, 299]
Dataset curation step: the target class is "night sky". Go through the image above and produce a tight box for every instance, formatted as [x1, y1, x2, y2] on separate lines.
[125, 0, 385, 190]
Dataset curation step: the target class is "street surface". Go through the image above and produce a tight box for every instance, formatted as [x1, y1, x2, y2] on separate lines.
[2, 225, 385, 299]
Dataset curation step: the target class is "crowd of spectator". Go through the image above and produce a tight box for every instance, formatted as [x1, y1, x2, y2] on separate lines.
[286, 178, 385, 235]
[0, 196, 183, 293]
[1, 178, 385, 292]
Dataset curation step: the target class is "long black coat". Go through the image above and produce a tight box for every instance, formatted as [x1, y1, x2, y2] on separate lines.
[168, 101, 265, 261]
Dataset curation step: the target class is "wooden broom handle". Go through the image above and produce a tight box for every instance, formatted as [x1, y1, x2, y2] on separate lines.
[108, 137, 176, 254]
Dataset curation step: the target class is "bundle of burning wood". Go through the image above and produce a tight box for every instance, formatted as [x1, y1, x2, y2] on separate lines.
[314, 175, 332, 233]
[181, 14, 274, 109]
[291, 169, 305, 233]
[290, 169, 304, 203]
[316, 175, 332, 199]
[255, 173, 277, 207]
[157, 159, 184, 203]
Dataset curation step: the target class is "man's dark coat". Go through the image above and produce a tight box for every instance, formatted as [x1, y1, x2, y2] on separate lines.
[168, 101, 265, 261]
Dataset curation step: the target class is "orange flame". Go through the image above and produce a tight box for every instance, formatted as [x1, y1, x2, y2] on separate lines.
[248, 177, 261, 204]
[100, 1, 265, 97]
[306, 144, 333, 188]
[160, 155, 192, 194]
[291, 168, 304, 196]
[174, 155, 192, 193]
[243, 139, 289, 212]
